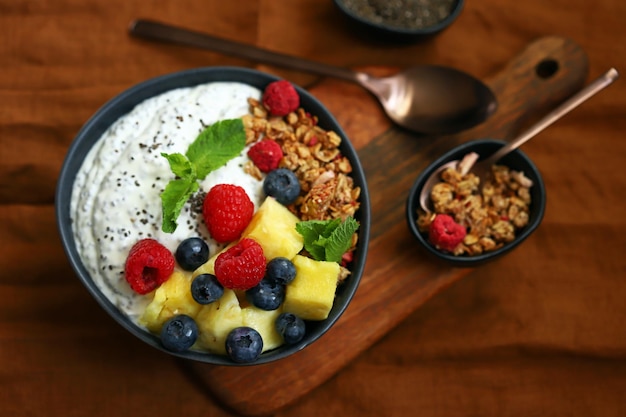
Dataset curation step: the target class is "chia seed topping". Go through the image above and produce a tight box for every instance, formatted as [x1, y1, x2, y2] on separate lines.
[69, 82, 266, 319]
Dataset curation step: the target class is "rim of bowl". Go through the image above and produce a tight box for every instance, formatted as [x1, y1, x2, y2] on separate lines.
[55, 66, 371, 366]
[406, 139, 545, 267]
[333, 0, 464, 37]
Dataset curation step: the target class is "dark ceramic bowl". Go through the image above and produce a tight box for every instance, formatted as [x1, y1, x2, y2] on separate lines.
[406, 139, 545, 267]
[55, 66, 370, 366]
[333, 0, 464, 42]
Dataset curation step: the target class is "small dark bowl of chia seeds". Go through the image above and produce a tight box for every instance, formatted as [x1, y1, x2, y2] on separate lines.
[333, 0, 464, 41]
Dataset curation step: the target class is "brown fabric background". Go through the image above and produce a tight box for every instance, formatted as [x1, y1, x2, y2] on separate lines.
[1, 0, 625, 416]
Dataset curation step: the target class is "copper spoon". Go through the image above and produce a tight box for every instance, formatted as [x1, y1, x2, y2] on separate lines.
[128, 19, 497, 135]
[419, 67, 619, 213]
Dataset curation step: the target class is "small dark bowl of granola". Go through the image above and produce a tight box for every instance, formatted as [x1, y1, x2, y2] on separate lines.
[406, 139, 546, 267]
[333, 0, 464, 42]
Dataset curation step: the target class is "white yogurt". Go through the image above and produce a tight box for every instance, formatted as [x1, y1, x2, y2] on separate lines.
[70, 82, 265, 319]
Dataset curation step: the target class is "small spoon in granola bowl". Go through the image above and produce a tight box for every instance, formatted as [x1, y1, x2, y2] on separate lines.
[129, 18, 497, 135]
[419, 68, 619, 213]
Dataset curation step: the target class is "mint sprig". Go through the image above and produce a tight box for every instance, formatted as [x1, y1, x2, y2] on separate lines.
[295, 216, 359, 263]
[187, 118, 247, 178]
[160, 118, 246, 233]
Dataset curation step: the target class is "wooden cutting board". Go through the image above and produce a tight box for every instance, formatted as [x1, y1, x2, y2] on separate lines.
[179, 36, 588, 416]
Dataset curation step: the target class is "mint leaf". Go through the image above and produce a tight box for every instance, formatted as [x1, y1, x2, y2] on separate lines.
[295, 219, 335, 242]
[295, 220, 335, 261]
[324, 216, 359, 262]
[296, 217, 359, 262]
[160, 177, 199, 233]
[161, 152, 195, 179]
[186, 118, 246, 179]
[159, 118, 246, 233]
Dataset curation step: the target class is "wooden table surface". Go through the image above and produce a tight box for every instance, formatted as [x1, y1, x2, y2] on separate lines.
[2, 1, 625, 416]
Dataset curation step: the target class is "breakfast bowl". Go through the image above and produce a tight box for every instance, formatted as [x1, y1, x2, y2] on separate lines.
[406, 139, 545, 267]
[333, 0, 464, 42]
[56, 66, 370, 365]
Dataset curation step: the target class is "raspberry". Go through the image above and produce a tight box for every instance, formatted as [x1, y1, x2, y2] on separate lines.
[262, 80, 300, 116]
[428, 214, 467, 252]
[214, 238, 266, 290]
[341, 250, 354, 268]
[247, 139, 284, 173]
[203, 184, 254, 243]
[124, 238, 175, 295]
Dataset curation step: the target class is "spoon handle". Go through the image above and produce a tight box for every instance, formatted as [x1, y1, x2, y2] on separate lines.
[482, 68, 619, 166]
[129, 19, 362, 84]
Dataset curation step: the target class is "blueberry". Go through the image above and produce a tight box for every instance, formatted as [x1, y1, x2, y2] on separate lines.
[191, 273, 224, 304]
[175, 237, 209, 271]
[160, 314, 198, 352]
[266, 257, 296, 285]
[263, 168, 301, 205]
[245, 278, 285, 311]
[225, 326, 263, 363]
[275, 313, 306, 345]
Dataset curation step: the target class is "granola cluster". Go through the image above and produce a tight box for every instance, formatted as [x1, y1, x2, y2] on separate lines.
[243, 97, 361, 223]
[417, 163, 533, 256]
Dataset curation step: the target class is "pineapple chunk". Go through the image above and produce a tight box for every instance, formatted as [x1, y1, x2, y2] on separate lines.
[242, 306, 284, 352]
[193, 255, 217, 276]
[192, 241, 235, 277]
[283, 255, 340, 320]
[194, 289, 243, 354]
[242, 197, 303, 260]
[139, 271, 201, 333]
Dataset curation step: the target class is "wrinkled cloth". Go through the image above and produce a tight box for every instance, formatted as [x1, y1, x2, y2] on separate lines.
[1, 1, 626, 416]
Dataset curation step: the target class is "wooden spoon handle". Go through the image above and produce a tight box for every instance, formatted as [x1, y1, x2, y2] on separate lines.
[129, 19, 361, 83]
